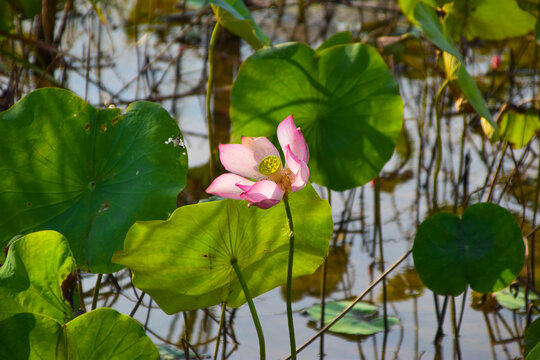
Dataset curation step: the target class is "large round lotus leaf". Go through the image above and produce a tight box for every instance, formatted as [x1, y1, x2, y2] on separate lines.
[0, 231, 75, 323]
[413, 203, 524, 296]
[230, 42, 403, 191]
[445, 0, 536, 40]
[0, 313, 65, 360]
[305, 301, 400, 335]
[65, 308, 159, 360]
[112, 184, 332, 312]
[0, 88, 188, 273]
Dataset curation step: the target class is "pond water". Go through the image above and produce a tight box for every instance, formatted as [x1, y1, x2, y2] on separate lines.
[3, 0, 539, 359]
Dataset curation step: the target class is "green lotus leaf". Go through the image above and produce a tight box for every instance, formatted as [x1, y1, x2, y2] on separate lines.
[499, 108, 540, 149]
[315, 31, 352, 54]
[65, 308, 159, 360]
[495, 286, 539, 310]
[0, 231, 158, 359]
[398, 0, 448, 25]
[210, 0, 270, 50]
[525, 318, 540, 357]
[305, 300, 400, 335]
[112, 184, 333, 312]
[0, 88, 188, 273]
[6, 0, 41, 19]
[446, 0, 535, 40]
[0, 230, 75, 323]
[413, 203, 524, 296]
[413, 2, 462, 59]
[0, 313, 66, 360]
[403, 0, 535, 40]
[527, 343, 540, 360]
[0, 1, 14, 32]
[0, 309, 159, 360]
[230, 42, 403, 190]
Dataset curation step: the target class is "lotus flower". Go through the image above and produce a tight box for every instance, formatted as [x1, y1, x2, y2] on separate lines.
[206, 115, 309, 209]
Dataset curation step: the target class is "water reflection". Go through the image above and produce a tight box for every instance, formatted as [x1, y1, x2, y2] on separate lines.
[283, 245, 351, 302]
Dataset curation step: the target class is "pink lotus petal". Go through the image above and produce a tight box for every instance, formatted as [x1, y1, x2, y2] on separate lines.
[236, 183, 252, 192]
[284, 145, 301, 174]
[240, 180, 284, 209]
[277, 115, 309, 163]
[241, 136, 281, 163]
[285, 146, 309, 192]
[206, 173, 255, 200]
[291, 161, 309, 192]
[219, 144, 265, 180]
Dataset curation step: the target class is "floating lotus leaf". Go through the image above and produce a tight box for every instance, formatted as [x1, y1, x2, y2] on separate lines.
[0, 88, 188, 273]
[305, 300, 400, 335]
[495, 286, 539, 310]
[413, 203, 524, 296]
[112, 184, 333, 312]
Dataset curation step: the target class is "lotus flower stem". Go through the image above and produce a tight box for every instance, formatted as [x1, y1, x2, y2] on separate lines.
[91, 273, 103, 310]
[231, 259, 266, 360]
[213, 302, 227, 360]
[206, 22, 221, 180]
[284, 196, 297, 359]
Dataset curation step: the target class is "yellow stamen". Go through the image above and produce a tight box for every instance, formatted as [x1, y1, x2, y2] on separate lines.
[259, 155, 281, 175]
